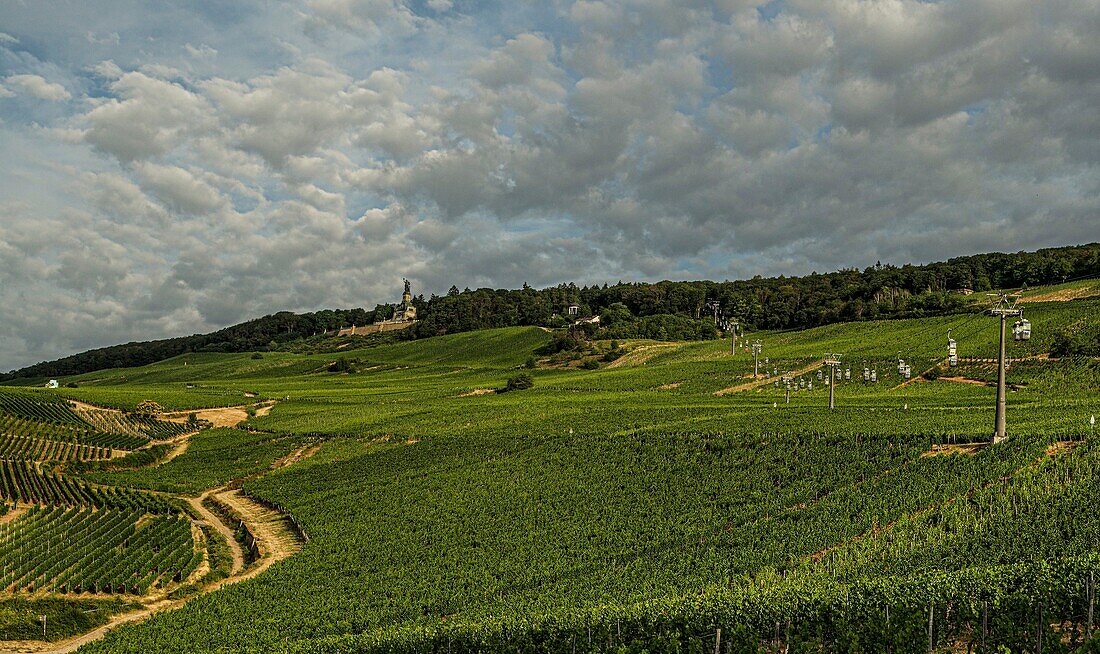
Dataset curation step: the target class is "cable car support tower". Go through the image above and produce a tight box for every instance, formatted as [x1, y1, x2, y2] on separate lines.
[824, 354, 841, 409]
[987, 292, 1025, 444]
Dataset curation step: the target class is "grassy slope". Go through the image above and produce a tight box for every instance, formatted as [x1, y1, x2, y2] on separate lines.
[81, 428, 303, 495]
[45, 310, 1100, 653]
[0, 597, 137, 642]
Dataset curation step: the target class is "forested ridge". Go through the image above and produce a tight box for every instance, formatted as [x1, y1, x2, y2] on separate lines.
[6, 242, 1098, 380]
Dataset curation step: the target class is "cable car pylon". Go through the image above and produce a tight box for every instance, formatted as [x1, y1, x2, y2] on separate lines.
[988, 292, 1024, 443]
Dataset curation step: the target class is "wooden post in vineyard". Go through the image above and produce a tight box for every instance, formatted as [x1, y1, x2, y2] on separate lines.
[1089, 570, 1095, 638]
[982, 600, 988, 651]
[1036, 602, 1043, 654]
[927, 603, 934, 654]
[713, 627, 721, 654]
[885, 604, 891, 654]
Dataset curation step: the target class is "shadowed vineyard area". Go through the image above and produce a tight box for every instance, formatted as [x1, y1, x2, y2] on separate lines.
[1, 293, 1099, 653]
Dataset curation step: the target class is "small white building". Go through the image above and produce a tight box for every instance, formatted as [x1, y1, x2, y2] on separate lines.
[45, 380, 59, 389]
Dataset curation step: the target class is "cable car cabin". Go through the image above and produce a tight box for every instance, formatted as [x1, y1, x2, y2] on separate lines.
[871, 370, 878, 383]
[949, 353, 958, 367]
[1013, 319, 1032, 341]
[863, 367, 870, 381]
[897, 360, 906, 374]
[903, 365, 912, 379]
[844, 368, 851, 380]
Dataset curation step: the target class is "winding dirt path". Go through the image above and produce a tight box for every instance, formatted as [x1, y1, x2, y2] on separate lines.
[938, 376, 990, 386]
[188, 491, 246, 576]
[714, 360, 824, 396]
[214, 490, 302, 563]
[605, 343, 679, 369]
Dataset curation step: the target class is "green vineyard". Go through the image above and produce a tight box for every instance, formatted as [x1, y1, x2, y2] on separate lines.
[0, 408, 153, 451]
[0, 390, 90, 427]
[0, 460, 175, 513]
[72, 408, 191, 442]
[0, 433, 113, 462]
[0, 506, 198, 594]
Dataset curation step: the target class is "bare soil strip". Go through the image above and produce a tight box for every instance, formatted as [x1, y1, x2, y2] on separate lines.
[1020, 286, 1099, 303]
[253, 401, 277, 418]
[160, 406, 248, 429]
[214, 490, 302, 564]
[272, 443, 323, 470]
[605, 343, 679, 369]
[714, 360, 824, 396]
[159, 400, 278, 429]
[1046, 440, 1079, 457]
[458, 388, 496, 397]
[188, 491, 246, 576]
[922, 442, 987, 457]
[0, 506, 28, 526]
[938, 376, 990, 386]
[66, 400, 120, 415]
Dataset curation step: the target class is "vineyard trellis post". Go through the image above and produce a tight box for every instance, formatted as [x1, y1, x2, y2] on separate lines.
[1036, 602, 1043, 654]
[982, 599, 988, 651]
[1089, 570, 1095, 638]
[713, 627, 721, 654]
[927, 603, 934, 654]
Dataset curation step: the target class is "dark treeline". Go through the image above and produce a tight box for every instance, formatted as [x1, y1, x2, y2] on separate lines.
[5, 243, 1098, 380]
[3, 309, 383, 381]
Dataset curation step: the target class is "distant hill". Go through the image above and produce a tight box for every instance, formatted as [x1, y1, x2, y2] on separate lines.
[4, 242, 1098, 381]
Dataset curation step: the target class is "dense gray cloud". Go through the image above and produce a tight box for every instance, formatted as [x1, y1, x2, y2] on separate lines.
[1, 0, 1099, 371]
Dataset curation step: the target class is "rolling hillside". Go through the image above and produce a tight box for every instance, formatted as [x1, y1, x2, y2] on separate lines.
[0, 300, 1098, 652]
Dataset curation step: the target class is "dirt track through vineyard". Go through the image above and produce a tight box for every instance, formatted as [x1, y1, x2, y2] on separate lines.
[215, 490, 302, 563]
[714, 360, 824, 396]
[605, 343, 679, 368]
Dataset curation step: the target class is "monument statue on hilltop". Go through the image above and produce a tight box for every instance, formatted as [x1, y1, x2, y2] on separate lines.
[336, 278, 417, 336]
[396, 278, 417, 322]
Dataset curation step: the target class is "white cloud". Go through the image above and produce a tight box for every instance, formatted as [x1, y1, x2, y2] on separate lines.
[3, 74, 71, 101]
[184, 43, 218, 59]
[82, 71, 214, 160]
[132, 162, 228, 216]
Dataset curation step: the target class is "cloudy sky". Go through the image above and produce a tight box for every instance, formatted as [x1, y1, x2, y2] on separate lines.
[1, 1, 1098, 371]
